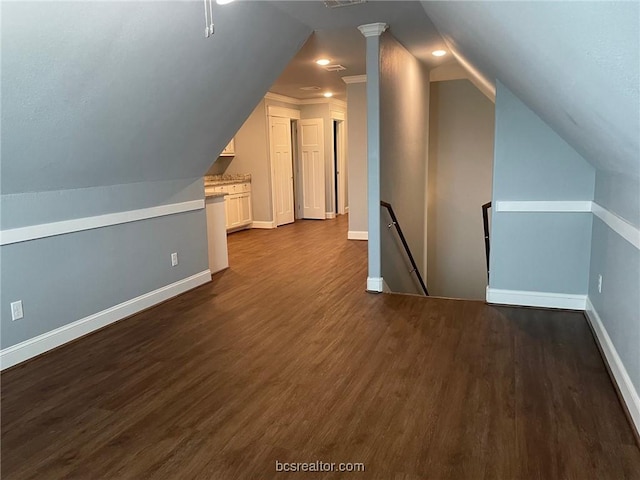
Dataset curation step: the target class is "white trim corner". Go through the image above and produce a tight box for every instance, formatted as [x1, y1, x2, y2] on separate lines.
[0, 270, 211, 370]
[366, 277, 384, 293]
[348, 231, 368, 241]
[325, 212, 336, 219]
[251, 221, 276, 229]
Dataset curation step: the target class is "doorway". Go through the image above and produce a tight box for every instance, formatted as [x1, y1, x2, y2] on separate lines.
[330, 113, 347, 217]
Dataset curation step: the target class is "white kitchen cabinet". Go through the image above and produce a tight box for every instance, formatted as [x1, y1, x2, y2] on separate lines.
[238, 193, 252, 225]
[205, 182, 252, 232]
[220, 138, 235, 156]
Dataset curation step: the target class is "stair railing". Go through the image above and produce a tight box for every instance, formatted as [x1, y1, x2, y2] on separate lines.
[482, 201, 491, 281]
[380, 201, 429, 296]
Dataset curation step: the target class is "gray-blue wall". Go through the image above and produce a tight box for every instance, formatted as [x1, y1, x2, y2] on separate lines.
[589, 160, 640, 401]
[1, 184, 208, 349]
[490, 82, 595, 294]
[588, 215, 640, 398]
[1, 2, 310, 351]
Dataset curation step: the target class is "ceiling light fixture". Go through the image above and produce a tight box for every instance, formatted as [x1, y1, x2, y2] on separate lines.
[316, 59, 331, 66]
[432, 50, 447, 57]
[324, 92, 333, 98]
[216, 0, 235, 4]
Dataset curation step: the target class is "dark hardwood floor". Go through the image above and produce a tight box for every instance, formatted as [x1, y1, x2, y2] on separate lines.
[2, 215, 639, 479]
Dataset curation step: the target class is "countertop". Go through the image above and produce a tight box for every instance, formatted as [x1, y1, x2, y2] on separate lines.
[205, 191, 227, 199]
[204, 174, 252, 186]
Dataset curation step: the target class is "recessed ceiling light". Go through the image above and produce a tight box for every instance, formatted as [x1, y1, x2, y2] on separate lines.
[216, 0, 235, 4]
[432, 50, 447, 57]
[324, 92, 333, 98]
[316, 59, 331, 66]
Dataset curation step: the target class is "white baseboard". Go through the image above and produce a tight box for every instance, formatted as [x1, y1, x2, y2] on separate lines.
[251, 221, 276, 229]
[348, 231, 368, 241]
[325, 212, 336, 219]
[0, 270, 211, 371]
[367, 277, 383, 293]
[382, 279, 391, 293]
[585, 297, 640, 435]
[486, 287, 587, 310]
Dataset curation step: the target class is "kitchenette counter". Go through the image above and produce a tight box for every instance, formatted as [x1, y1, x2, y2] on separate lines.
[205, 173, 252, 186]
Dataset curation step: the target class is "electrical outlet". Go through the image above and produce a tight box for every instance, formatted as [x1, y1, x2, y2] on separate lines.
[598, 274, 603, 293]
[11, 301, 24, 321]
[171, 252, 178, 267]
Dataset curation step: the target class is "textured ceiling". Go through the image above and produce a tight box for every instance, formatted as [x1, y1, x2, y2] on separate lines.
[269, 0, 447, 100]
[421, 1, 640, 180]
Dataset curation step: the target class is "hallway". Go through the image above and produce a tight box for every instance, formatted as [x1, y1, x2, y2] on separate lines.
[1, 216, 639, 479]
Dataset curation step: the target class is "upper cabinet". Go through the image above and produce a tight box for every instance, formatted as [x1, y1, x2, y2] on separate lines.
[220, 138, 235, 157]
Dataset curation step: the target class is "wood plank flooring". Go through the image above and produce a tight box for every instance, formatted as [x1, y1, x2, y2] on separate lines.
[2, 215, 639, 479]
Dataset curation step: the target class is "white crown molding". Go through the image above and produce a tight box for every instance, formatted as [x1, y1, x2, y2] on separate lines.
[265, 92, 346, 109]
[330, 110, 346, 121]
[358, 23, 388, 37]
[264, 92, 301, 105]
[267, 105, 301, 120]
[585, 298, 640, 437]
[0, 270, 211, 370]
[494, 200, 592, 213]
[343, 75, 367, 84]
[0, 199, 204, 246]
[486, 287, 587, 311]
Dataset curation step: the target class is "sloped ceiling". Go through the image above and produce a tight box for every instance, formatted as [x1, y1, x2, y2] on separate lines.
[421, 1, 639, 180]
[1, 1, 310, 194]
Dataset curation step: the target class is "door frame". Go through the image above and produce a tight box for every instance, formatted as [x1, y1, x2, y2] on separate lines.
[267, 105, 301, 227]
[330, 110, 347, 216]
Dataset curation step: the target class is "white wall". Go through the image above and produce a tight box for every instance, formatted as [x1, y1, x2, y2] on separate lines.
[210, 99, 274, 223]
[346, 81, 368, 237]
[300, 102, 346, 216]
[427, 79, 494, 300]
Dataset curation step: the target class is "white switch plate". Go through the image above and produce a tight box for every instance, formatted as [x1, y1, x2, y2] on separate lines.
[598, 274, 603, 293]
[171, 252, 178, 267]
[11, 300, 24, 321]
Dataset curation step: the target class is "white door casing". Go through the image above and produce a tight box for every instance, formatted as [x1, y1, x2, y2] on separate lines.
[269, 116, 295, 226]
[299, 118, 326, 220]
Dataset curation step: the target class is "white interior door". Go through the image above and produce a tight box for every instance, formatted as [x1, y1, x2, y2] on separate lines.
[269, 116, 295, 226]
[299, 118, 325, 220]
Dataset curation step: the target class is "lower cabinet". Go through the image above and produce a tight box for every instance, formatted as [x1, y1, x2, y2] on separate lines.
[205, 182, 253, 232]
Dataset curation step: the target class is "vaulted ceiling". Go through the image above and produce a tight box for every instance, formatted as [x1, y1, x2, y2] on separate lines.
[2, 0, 637, 198]
[421, 1, 639, 182]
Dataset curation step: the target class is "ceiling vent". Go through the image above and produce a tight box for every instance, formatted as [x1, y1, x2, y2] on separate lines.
[324, 0, 367, 8]
[324, 64, 347, 72]
[300, 86, 322, 91]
